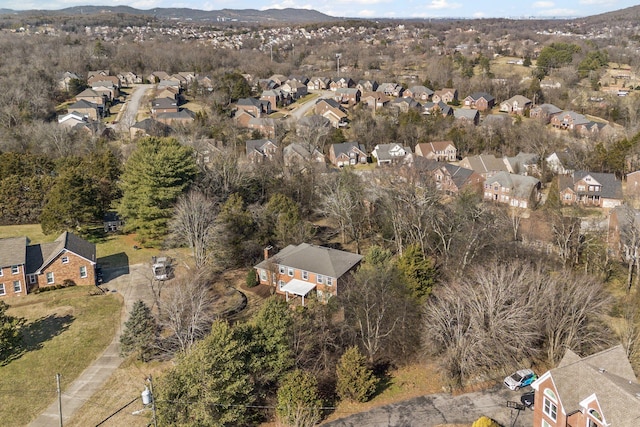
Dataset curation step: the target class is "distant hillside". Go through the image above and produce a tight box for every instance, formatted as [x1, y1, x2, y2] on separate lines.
[0, 5, 337, 24]
[572, 4, 640, 25]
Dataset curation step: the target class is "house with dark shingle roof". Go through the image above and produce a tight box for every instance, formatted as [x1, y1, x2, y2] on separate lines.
[499, 94, 532, 115]
[245, 139, 278, 163]
[530, 103, 562, 123]
[0, 232, 96, 297]
[559, 171, 623, 208]
[550, 110, 590, 130]
[254, 243, 363, 305]
[415, 141, 457, 162]
[414, 158, 484, 196]
[459, 154, 509, 178]
[329, 142, 367, 167]
[463, 92, 495, 111]
[531, 345, 640, 427]
[453, 108, 480, 125]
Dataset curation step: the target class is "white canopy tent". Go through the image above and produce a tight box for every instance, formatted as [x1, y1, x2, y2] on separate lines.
[280, 279, 316, 306]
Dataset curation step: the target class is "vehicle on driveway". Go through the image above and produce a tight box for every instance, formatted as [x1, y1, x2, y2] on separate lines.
[504, 369, 536, 391]
[152, 256, 174, 281]
[520, 390, 535, 408]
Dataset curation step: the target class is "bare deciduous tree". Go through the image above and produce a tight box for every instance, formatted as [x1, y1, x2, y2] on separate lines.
[170, 189, 218, 269]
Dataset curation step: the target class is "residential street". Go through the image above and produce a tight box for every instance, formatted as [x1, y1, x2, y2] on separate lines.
[115, 84, 153, 133]
[28, 264, 154, 427]
[323, 386, 533, 427]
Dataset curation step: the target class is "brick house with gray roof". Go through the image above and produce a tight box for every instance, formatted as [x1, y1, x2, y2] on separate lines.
[254, 243, 363, 305]
[463, 92, 495, 111]
[559, 171, 623, 208]
[459, 154, 509, 178]
[0, 232, 96, 298]
[531, 345, 640, 427]
[483, 171, 541, 208]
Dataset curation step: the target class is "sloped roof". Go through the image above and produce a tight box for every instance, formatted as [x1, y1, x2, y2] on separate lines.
[68, 99, 99, 111]
[454, 108, 479, 121]
[416, 141, 455, 155]
[461, 154, 508, 174]
[0, 237, 27, 268]
[485, 171, 540, 198]
[76, 88, 101, 98]
[406, 85, 434, 96]
[441, 163, 477, 189]
[542, 346, 640, 427]
[502, 94, 531, 105]
[467, 92, 495, 102]
[574, 171, 623, 200]
[332, 142, 365, 158]
[255, 243, 363, 278]
[534, 103, 563, 115]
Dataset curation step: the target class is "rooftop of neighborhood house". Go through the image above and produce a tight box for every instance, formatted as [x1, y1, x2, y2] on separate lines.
[255, 243, 363, 279]
[0, 236, 27, 268]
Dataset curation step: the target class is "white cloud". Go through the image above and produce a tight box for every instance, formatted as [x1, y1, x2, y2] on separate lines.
[532, 1, 555, 7]
[425, 0, 462, 10]
[579, 0, 615, 4]
[472, 11, 486, 17]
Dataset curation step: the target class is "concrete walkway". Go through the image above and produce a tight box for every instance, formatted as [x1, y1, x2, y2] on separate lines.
[28, 264, 153, 427]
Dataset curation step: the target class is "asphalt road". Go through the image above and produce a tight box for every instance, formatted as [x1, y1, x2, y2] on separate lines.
[323, 386, 534, 427]
[116, 84, 153, 133]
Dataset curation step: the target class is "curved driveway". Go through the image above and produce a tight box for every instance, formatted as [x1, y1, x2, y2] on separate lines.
[28, 264, 154, 427]
[116, 84, 153, 132]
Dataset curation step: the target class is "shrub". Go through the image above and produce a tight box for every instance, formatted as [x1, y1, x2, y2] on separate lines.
[336, 346, 378, 403]
[62, 279, 76, 288]
[472, 416, 501, 427]
[245, 269, 257, 288]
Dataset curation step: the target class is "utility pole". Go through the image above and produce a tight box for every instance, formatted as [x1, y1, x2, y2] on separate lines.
[56, 373, 63, 427]
[148, 376, 158, 427]
[336, 53, 342, 76]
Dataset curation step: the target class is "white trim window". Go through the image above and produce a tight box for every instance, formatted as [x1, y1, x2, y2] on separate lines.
[288, 267, 294, 277]
[317, 274, 324, 284]
[61, 256, 69, 264]
[326, 277, 333, 286]
[28, 274, 36, 284]
[302, 271, 309, 280]
[541, 420, 551, 427]
[13, 280, 21, 293]
[278, 280, 284, 291]
[0, 283, 4, 295]
[543, 389, 558, 421]
[46, 272, 55, 285]
[260, 269, 267, 281]
[279, 266, 285, 274]
[0, 269, 3, 277]
[80, 266, 88, 278]
[11, 265, 19, 275]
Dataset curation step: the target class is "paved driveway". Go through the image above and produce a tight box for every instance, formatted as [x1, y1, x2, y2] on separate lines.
[323, 386, 533, 427]
[28, 264, 154, 427]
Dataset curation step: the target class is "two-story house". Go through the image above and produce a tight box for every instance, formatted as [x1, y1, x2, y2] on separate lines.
[245, 139, 279, 163]
[531, 345, 640, 427]
[559, 171, 623, 208]
[0, 232, 97, 298]
[329, 142, 367, 167]
[483, 171, 541, 208]
[372, 143, 412, 166]
[499, 95, 532, 115]
[463, 92, 495, 111]
[432, 88, 458, 104]
[254, 244, 363, 305]
[415, 141, 457, 162]
[459, 154, 510, 179]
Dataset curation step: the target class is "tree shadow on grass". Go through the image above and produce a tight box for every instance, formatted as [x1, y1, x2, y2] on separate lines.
[370, 361, 393, 399]
[3, 314, 75, 365]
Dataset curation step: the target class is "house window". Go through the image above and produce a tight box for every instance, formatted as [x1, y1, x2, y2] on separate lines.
[0, 269, 3, 277]
[302, 271, 308, 280]
[0, 284, 4, 295]
[61, 256, 69, 264]
[326, 277, 333, 286]
[278, 280, 284, 291]
[80, 266, 87, 278]
[541, 421, 551, 427]
[279, 266, 285, 274]
[288, 267, 294, 277]
[28, 274, 36, 284]
[260, 270, 267, 281]
[317, 274, 324, 284]
[11, 265, 19, 274]
[13, 281, 21, 293]
[46, 272, 55, 285]
[543, 389, 558, 421]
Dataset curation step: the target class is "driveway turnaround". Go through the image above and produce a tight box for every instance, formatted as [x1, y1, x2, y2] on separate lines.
[28, 264, 153, 427]
[323, 385, 534, 427]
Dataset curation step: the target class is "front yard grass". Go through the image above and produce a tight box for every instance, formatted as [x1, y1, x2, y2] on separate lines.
[2, 286, 121, 427]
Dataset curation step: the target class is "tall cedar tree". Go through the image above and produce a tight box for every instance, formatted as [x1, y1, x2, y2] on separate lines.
[396, 244, 437, 303]
[118, 137, 198, 245]
[276, 369, 322, 427]
[120, 300, 157, 362]
[336, 346, 378, 403]
[0, 301, 25, 363]
[157, 320, 254, 427]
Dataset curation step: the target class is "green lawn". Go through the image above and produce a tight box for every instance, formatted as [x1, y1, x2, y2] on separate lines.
[1, 287, 121, 426]
[0, 224, 56, 244]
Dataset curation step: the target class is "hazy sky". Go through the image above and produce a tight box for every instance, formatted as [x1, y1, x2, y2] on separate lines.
[3, 0, 638, 20]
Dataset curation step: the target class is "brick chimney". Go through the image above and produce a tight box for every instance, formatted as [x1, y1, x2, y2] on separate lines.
[264, 245, 274, 260]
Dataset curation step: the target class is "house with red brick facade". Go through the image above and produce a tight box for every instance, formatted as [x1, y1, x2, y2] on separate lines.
[415, 141, 457, 162]
[559, 171, 623, 208]
[483, 171, 541, 208]
[531, 345, 640, 427]
[463, 92, 495, 111]
[0, 232, 97, 298]
[254, 243, 363, 305]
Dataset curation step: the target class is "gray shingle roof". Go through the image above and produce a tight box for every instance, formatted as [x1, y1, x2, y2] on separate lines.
[0, 237, 27, 268]
[574, 171, 623, 199]
[485, 171, 540, 198]
[255, 243, 363, 278]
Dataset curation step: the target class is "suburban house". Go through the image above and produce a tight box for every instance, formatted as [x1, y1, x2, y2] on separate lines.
[67, 99, 101, 120]
[459, 154, 509, 178]
[260, 89, 291, 108]
[308, 77, 331, 91]
[329, 142, 367, 167]
[504, 152, 539, 176]
[58, 71, 80, 91]
[156, 109, 195, 126]
[254, 243, 363, 305]
[404, 85, 434, 101]
[0, 232, 97, 298]
[414, 158, 484, 195]
[361, 92, 391, 112]
[372, 143, 412, 166]
[103, 212, 125, 233]
[608, 205, 640, 259]
[315, 99, 348, 128]
[281, 80, 308, 99]
[432, 88, 458, 104]
[550, 110, 590, 131]
[356, 79, 378, 93]
[546, 151, 574, 175]
[376, 82, 404, 97]
[151, 97, 179, 114]
[499, 95, 532, 115]
[147, 71, 170, 83]
[58, 112, 89, 128]
[75, 88, 107, 107]
[245, 139, 279, 163]
[329, 77, 354, 90]
[283, 143, 326, 170]
[422, 101, 453, 117]
[483, 171, 541, 208]
[531, 345, 640, 427]
[389, 97, 422, 113]
[530, 103, 562, 123]
[247, 117, 276, 139]
[415, 141, 457, 162]
[334, 88, 361, 105]
[236, 97, 271, 118]
[453, 108, 480, 125]
[129, 118, 171, 139]
[463, 92, 495, 111]
[559, 171, 623, 208]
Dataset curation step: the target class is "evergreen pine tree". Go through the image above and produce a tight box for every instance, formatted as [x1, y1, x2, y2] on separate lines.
[336, 346, 378, 403]
[276, 369, 322, 427]
[120, 300, 157, 362]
